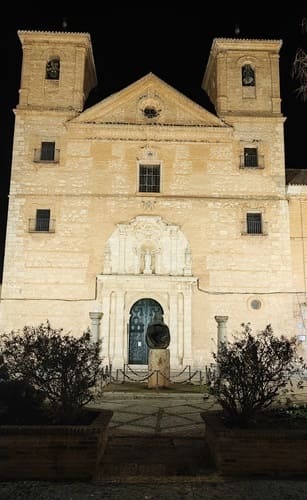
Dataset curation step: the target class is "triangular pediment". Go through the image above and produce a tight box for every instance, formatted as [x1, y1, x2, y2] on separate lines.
[72, 73, 226, 127]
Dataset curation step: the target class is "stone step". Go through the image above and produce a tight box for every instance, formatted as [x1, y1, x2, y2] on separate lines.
[97, 435, 215, 479]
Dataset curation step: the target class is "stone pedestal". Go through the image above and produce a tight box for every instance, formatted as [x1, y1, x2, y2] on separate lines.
[148, 349, 170, 389]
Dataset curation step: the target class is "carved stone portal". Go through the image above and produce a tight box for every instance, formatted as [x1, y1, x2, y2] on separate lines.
[98, 215, 195, 369]
[103, 216, 192, 276]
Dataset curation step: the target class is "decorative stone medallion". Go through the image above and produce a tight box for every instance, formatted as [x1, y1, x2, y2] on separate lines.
[138, 95, 163, 119]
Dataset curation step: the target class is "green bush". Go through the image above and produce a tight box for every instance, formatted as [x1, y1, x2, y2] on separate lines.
[207, 323, 306, 427]
[0, 321, 102, 423]
[0, 380, 45, 424]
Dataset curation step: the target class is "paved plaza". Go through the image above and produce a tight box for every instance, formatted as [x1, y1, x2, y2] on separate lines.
[1, 388, 307, 499]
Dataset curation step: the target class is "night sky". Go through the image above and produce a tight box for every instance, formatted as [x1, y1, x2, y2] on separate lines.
[0, 10, 306, 279]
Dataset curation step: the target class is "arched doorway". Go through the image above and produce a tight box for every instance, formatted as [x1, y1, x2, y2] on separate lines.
[128, 299, 163, 364]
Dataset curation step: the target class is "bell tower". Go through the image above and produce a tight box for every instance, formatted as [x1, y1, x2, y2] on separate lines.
[202, 38, 282, 117]
[17, 30, 97, 112]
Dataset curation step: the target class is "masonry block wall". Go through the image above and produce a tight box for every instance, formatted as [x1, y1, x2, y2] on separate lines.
[0, 32, 305, 367]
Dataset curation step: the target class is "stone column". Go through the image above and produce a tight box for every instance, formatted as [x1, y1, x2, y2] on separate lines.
[113, 292, 125, 367]
[89, 311, 103, 343]
[169, 292, 178, 366]
[214, 315, 228, 351]
[109, 292, 116, 361]
[118, 230, 126, 274]
[183, 289, 193, 366]
[177, 293, 184, 364]
[102, 293, 111, 362]
[216, 52, 228, 114]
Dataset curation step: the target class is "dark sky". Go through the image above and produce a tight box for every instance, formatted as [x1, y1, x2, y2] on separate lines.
[0, 11, 306, 280]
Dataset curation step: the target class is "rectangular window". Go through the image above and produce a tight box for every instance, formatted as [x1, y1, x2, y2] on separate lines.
[139, 164, 160, 193]
[247, 213, 262, 234]
[244, 148, 258, 167]
[35, 209, 51, 232]
[40, 142, 55, 161]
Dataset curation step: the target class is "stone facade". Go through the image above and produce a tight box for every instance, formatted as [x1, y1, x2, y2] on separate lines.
[0, 31, 306, 369]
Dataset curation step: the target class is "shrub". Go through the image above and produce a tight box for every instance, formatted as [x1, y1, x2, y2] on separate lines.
[0, 380, 45, 424]
[0, 321, 103, 423]
[207, 323, 306, 427]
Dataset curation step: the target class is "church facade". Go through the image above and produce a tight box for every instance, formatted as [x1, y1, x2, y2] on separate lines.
[1, 30, 306, 369]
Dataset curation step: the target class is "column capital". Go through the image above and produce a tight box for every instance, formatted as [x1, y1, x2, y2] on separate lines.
[215, 315, 228, 324]
[89, 311, 103, 321]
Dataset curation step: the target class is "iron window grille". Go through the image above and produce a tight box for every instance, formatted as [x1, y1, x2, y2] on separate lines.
[240, 153, 264, 169]
[139, 164, 160, 193]
[246, 213, 262, 234]
[242, 148, 259, 168]
[34, 142, 59, 163]
[29, 210, 55, 232]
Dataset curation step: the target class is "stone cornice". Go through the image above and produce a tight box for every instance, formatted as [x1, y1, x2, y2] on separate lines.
[287, 185, 307, 195]
[97, 274, 198, 284]
[18, 30, 92, 46]
[9, 193, 288, 202]
[211, 38, 283, 54]
[65, 122, 233, 142]
[221, 114, 285, 122]
[14, 108, 78, 118]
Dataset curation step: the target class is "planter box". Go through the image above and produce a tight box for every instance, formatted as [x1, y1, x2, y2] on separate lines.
[0, 408, 113, 481]
[201, 410, 307, 477]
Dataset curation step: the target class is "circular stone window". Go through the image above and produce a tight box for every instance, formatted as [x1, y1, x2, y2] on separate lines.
[143, 106, 160, 118]
[138, 96, 162, 119]
[250, 299, 262, 310]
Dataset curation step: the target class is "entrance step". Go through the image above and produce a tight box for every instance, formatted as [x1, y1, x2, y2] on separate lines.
[96, 435, 215, 479]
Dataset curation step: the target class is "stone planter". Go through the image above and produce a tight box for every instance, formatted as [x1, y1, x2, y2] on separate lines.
[201, 410, 307, 477]
[0, 408, 113, 481]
